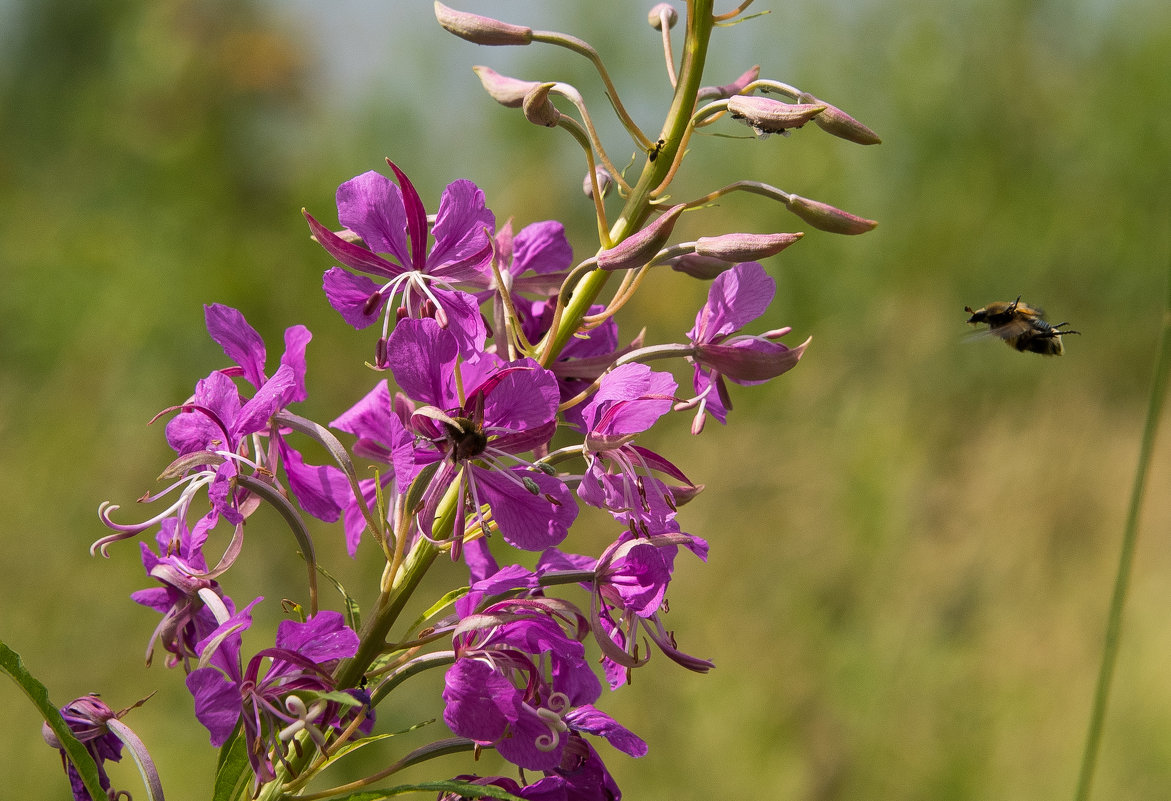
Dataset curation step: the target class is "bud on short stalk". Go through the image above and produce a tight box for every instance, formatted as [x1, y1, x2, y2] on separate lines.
[597, 205, 686, 271]
[695, 231, 803, 261]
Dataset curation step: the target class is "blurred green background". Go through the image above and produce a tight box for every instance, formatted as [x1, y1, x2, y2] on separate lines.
[2, 0, 1169, 798]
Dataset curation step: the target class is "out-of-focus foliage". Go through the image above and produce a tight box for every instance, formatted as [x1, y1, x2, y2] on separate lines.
[1, 0, 1168, 799]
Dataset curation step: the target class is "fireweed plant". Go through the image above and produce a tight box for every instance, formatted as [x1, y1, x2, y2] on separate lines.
[11, 2, 883, 800]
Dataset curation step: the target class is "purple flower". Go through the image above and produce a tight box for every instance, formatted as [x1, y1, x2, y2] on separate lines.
[43, 695, 123, 801]
[578, 363, 697, 534]
[303, 162, 495, 364]
[442, 599, 645, 772]
[540, 531, 712, 689]
[387, 318, 578, 556]
[43, 694, 162, 801]
[131, 515, 234, 669]
[94, 305, 333, 556]
[686, 261, 809, 433]
[186, 605, 361, 788]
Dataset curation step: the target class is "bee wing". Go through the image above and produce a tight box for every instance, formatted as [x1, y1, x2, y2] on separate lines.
[966, 317, 1033, 342]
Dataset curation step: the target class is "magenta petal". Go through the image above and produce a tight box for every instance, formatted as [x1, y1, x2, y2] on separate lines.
[512, 220, 572, 275]
[429, 287, 488, 356]
[280, 442, 344, 523]
[335, 170, 411, 265]
[442, 659, 513, 742]
[473, 466, 577, 551]
[479, 359, 559, 434]
[322, 267, 383, 330]
[233, 364, 295, 437]
[386, 319, 458, 407]
[565, 705, 648, 757]
[204, 304, 267, 390]
[691, 261, 776, 342]
[429, 178, 495, 280]
[186, 667, 242, 747]
[494, 710, 562, 771]
[280, 325, 312, 403]
[274, 610, 358, 663]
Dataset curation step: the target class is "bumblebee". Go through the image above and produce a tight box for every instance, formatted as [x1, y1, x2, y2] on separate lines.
[964, 296, 1080, 356]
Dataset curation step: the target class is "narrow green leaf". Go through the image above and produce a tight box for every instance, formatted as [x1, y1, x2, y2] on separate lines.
[0, 640, 108, 801]
[400, 586, 468, 641]
[310, 558, 363, 631]
[212, 727, 250, 801]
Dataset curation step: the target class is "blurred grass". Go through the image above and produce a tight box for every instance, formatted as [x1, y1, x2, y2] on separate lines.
[1, 0, 1169, 799]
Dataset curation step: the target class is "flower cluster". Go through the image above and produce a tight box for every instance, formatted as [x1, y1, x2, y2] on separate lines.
[40, 3, 877, 800]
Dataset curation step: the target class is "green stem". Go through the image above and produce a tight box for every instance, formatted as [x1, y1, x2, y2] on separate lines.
[538, 0, 715, 363]
[1073, 258, 1171, 801]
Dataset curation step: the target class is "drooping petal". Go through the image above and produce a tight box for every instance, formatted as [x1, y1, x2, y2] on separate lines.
[186, 667, 243, 747]
[565, 705, 648, 757]
[279, 441, 345, 523]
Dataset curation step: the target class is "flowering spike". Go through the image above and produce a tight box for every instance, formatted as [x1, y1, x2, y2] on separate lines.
[434, 2, 533, 46]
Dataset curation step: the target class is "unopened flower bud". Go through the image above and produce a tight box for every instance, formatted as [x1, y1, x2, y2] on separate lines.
[434, 2, 533, 46]
[473, 65, 540, 108]
[726, 95, 825, 135]
[583, 165, 613, 199]
[797, 91, 881, 145]
[523, 83, 561, 127]
[648, 3, 678, 29]
[597, 204, 686, 271]
[785, 194, 877, 235]
[698, 66, 760, 103]
[695, 231, 803, 261]
[668, 253, 733, 279]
